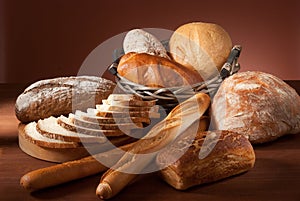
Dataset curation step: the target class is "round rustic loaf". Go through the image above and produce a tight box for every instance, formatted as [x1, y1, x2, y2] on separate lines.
[211, 71, 300, 143]
[169, 22, 232, 80]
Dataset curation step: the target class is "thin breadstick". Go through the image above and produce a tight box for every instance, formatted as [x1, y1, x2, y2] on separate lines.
[20, 142, 134, 192]
[96, 93, 210, 199]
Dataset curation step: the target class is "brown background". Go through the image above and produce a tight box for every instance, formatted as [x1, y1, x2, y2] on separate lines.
[0, 0, 299, 83]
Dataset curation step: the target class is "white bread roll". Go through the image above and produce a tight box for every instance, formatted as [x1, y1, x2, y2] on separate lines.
[169, 22, 232, 80]
[123, 29, 169, 59]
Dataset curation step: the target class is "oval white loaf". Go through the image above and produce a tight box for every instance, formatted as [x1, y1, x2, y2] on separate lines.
[211, 71, 300, 143]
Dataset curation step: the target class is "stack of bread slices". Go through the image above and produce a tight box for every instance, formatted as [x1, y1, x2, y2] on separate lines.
[18, 94, 160, 162]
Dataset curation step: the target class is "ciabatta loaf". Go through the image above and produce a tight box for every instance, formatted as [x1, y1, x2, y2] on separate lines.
[212, 71, 300, 143]
[15, 76, 115, 123]
[156, 129, 255, 190]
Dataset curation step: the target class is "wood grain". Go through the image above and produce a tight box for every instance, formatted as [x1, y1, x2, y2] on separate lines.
[1, 82, 300, 201]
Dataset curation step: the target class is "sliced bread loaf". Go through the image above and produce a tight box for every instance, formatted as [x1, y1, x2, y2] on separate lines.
[74, 110, 151, 124]
[107, 94, 142, 101]
[19, 122, 80, 148]
[37, 117, 109, 142]
[96, 104, 159, 113]
[58, 115, 142, 136]
[87, 108, 161, 118]
[102, 99, 157, 107]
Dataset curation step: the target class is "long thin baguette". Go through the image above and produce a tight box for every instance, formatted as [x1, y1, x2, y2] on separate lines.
[20, 142, 134, 192]
[96, 93, 210, 199]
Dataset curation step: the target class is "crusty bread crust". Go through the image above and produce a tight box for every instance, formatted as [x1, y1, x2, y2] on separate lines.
[212, 71, 300, 143]
[156, 129, 255, 190]
[117, 52, 203, 87]
[15, 76, 116, 123]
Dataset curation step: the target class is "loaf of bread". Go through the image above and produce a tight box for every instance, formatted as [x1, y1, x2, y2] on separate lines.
[123, 29, 169, 59]
[15, 76, 116, 123]
[117, 52, 203, 87]
[156, 129, 255, 190]
[211, 71, 300, 143]
[169, 22, 232, 80]
[18, 122, 135, 162]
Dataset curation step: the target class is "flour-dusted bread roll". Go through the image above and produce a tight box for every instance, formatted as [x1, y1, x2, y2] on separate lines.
[15, 76, 116, 123]
[169, 22, 232, 80]
[117, 52, 203, 87]
[123, 29, 169, 59]
[212, 71, 300, 143]
[156, 129, 255, 190]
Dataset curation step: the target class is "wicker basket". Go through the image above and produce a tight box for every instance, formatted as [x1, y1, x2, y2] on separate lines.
[109, 45, 242, 112]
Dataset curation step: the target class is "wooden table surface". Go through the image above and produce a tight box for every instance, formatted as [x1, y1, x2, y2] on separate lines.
[1, 82, 300, 201]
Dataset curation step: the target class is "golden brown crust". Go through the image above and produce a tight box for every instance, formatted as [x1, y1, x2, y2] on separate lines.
[156, 130, 255, 190]
[15, 76, 116, 123]
[211, 71, 300, 143]
[117, 52, 203, 87]
[169, 22, 232, 80]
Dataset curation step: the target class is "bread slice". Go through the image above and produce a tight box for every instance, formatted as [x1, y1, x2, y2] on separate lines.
[68, 114, 144, 130]
[107, 94, 142, 101]
[75, 110, 151, 124]
[96, 104, 159, 113]
[58, 115, 142, 135]
[37, 117, 109, 141]
[18, 123, 137, 162]
[87, 108, 161, 118]
[102, 99, 157, 107]
[19, 122, 80, 148]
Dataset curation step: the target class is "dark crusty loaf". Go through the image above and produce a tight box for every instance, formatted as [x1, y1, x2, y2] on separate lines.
[15, 76, 116, 123]
[156, 128, 255, 190]
[211, 71, 300, 143]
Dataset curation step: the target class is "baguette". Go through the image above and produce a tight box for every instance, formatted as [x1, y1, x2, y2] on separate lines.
[20, 142, 134, 192]
[96, 93, 210, 199]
